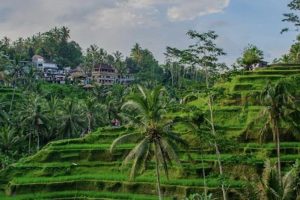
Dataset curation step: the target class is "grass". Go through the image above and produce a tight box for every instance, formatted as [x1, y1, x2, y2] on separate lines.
[48, 143, 134, 150]
[1, 191, 166, 200]
[10, 173, 246, 188]
[242, 142, 300, 149]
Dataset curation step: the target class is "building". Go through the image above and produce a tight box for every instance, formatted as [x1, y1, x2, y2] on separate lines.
[92, 64, 118, 85]
[68, 66, 87, 84]
[32, 55, 44, 68]
[32, 55, 66, 84]
[117, 74, 135, 85]
[92, 64, 134, 85]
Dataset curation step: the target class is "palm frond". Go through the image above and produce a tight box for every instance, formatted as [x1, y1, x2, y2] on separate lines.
[122, 137, 150, 167]
[110, 133, 140, 153]
[156, 140, 170, 179]
[127, 138, 150, 180]
[161, 138, 181, 166]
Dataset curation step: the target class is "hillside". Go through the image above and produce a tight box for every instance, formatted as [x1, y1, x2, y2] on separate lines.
[1, 64, 300, 200]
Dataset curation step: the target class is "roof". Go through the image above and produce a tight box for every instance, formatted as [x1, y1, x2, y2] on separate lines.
[83, 84, 94, 89]
[32, 55, 44, 60]
[70, 66, 83, 73]
[94, 64, 116, 71]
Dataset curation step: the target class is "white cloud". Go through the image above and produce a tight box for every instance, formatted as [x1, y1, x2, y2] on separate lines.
[86, 1, 160, 29]
[0, 0, 231, 62]
[167, 0, 230, 21]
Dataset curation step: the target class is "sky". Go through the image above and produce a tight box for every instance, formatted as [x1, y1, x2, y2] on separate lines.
[0, 0, 298, 65]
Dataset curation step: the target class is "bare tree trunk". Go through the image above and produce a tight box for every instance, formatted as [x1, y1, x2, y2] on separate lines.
[204, 67, 227, 200]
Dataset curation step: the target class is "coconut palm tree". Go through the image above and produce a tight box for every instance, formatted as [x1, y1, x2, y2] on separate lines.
[110, 86, 187, 200]
[244, 79, 298, 186]
[83, 96, 107, 133]
[60, 99, 86, 139]
[257, 160, 299, 200]
[19, 95, 48, 152]
[259, 79, 297, 184]
[46, 96, 61, 140]
[0, 126, 19, 154]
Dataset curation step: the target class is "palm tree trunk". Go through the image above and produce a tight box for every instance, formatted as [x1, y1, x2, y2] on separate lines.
[155, 144, 162, 200]
[36, 128, 40, 151]
[273, 119, 282, 186]
[28, 131, 31, 154]
[204, 66, 227, 200]
[87, 114, 91, 133]
[9, 86, 16, 113]
[171, 68, 174, 87]
[201, 156, 208, 198]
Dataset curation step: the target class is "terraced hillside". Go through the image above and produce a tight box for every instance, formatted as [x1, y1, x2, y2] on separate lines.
[1, 64, 300, 200]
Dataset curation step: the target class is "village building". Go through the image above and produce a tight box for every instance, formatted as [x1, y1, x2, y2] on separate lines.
[92, 64, 134, 85]
[92, 64, 118, 85]
[31, 55, 134, 86]
[32, 55, 66, 84]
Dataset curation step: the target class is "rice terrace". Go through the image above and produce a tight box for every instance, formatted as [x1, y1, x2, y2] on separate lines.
[0, 0, 300, 199]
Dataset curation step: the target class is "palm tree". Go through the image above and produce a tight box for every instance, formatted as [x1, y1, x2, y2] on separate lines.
[244, 79, 298, 186]
[110, 86, 187, 200]
[259, 79, 297, 184]
[131, 43, 143, 67]
[289, 42, 300, 63]
[257, 160, 299, 200]
[0, 126, 19, 154]
[19, 95, 48, 152]
[46, 96, 61, 140]
[60, 99, 86, 139]
[61, 26, 70, 42]
[167, 31, 228, 200]
[83, 96, 107, 133]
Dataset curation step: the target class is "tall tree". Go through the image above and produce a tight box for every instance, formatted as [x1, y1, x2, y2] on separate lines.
[237, 44, 264, 70]
[282, 0, 300, 33]
[0, 126, 19, 154]
[259, 79, 297, 185]
[258, 160, 299, 200]
[110, 86, 187, 200]
[167, 30, 228, 200]
[83, 96, 107, 133]
[19, 95, 48, 152]
[60, 99, 86, 139]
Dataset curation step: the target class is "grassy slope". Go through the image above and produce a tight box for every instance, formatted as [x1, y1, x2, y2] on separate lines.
[1, 64, 300, 199]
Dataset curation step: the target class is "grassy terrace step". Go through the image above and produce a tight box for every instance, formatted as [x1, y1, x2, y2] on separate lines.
[8, 174, 246, 189]
[244, 69, 300, 75]
[48, 144, 134, 150]
[13, 161, 120, 168]
[267, 65, 300, 70]
[188, 153, 300, 164]
[242, 142, 300, 149]
[234, 75, 284, 83]
[9, 163, 212, 173]
[1, 191, 166, 200]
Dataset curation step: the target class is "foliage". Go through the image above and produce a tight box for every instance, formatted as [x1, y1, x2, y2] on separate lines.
[257, 160, 300, 200]
[282, 0, 300, 33]
[237, 44, 264, 70]
[111, 86, 187, 200]
[0, 27, 82, 67]
[185, 193, 216, 200]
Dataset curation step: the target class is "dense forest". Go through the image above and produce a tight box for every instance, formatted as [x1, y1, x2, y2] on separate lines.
[1, 0, 300, 200]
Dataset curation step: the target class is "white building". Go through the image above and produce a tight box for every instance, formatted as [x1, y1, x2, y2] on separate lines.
[32, 55, 65, 84]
